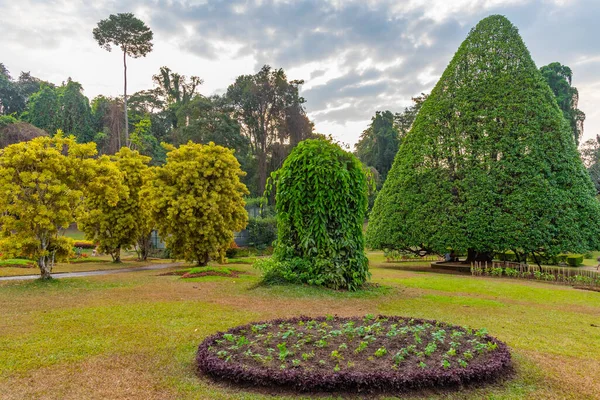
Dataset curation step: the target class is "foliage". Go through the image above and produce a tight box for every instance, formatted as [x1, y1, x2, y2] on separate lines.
[78, 147, 151, 262]
[24, 79, 94, 143]
[0, 134, 122, 278]
[226, 65, 312, 195]
[367, 15, 600, 261]
[263, 138, 370, 291]
[246, 217, 277, 248]
[540, 62, 585, 145]
[197, 315, 511, 393]
[355, 111, 400, 183]
[152, 66, 202, 130]
[72, 240, 96, 249]
[148, 141, 248, 265]
[579, 135, 600, 193]
[23, 84, 59, 134]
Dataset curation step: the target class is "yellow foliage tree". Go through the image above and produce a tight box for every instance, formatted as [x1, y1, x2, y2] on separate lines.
[78, 147, 152, 262]
[148, 141, 249, 265]
[0, 133, 122, 278]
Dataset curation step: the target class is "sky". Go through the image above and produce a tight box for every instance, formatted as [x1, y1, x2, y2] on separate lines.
[1, 0, 599, 147]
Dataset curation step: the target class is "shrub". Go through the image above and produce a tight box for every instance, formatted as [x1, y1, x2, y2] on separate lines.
[261, 139, 370, 291]
[566, 254, 584, 267]
[246, 217, 277, 248]
[73, 240, 96, 249]
[226, 246, 251, 258]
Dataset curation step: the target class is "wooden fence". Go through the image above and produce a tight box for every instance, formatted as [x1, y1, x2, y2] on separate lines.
[471, 261, 600, 287]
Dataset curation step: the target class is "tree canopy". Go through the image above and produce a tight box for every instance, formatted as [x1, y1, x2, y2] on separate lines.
[78, 147, 152, 262]
[355, 110, 400, 182]
[148, 141, 248, 265]
[0, 134, 122, 278]
[366, 15, 600, 261]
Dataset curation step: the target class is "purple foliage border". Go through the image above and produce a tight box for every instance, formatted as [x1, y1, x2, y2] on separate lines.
[196, 315, 512, 393]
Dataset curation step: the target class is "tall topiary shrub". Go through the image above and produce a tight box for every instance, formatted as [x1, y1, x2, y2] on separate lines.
[262, 138, 370, 290]
[367, 15, 600, 261]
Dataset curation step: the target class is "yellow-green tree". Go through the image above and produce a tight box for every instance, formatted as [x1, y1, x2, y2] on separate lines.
[79, 147, 152, 262]
[0, 133, 121, 279]
[149, 141, 248, 265]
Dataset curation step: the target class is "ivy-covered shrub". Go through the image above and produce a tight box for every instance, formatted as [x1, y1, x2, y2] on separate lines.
[261, 138, 370, 291]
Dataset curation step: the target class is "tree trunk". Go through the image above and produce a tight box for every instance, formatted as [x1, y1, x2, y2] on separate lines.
[112, 246, 122, 263]
[197, 253, 209, 267]
[123, 50, 129, 148]
[38, 256, 52, 280]
[465, 248, 477, 264]
[137, 233, 151, 261]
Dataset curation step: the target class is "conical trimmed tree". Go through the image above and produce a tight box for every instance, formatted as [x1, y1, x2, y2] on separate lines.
[366, 15, 600, 262]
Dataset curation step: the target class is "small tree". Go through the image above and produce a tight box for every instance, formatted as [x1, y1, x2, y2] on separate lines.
[266, 138, 370, 291]
[0, 134, 122, 278]
[78, 147, 152, 263]
[93, 13, 153, 147]
[148, 142, 248, 265]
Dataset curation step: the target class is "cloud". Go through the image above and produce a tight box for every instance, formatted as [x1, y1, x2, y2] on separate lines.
[1, 0, 599, 145]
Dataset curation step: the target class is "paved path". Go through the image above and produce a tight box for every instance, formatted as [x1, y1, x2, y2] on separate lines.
[0, 263, 181, 282]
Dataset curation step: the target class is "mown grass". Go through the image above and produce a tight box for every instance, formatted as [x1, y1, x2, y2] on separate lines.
[0, 254, 599, 399]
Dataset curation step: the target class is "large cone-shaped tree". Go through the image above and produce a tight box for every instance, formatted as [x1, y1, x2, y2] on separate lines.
[366, 15, 600, 261]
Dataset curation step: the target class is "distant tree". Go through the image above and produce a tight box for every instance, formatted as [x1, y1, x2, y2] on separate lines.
[0, 120, 47, 148]
[0, 134, 122, 278]
[395, 93, 428, 137]
[367, 15, 600, 263]
[56, 79, 94, 142]
[580, 136, 600, 193]
[16, 71, 44, 99]
[0, 64, 25, 115]
[91, 95, 125, 153]
[226, 65, 310, 195]
[93, 13, 154, 146]
[540, 62, 585, 145]
[148, 142, 248, 265]
[23, 84, 59, 134]
[79, 147, 151, 263]
[152, 66, 202, 130]
[355, 111, 400, 182]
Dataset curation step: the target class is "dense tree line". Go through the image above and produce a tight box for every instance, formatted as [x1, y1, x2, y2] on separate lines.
[0, 62, 313, 197]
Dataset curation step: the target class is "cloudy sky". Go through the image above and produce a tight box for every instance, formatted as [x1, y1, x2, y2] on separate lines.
[1, 0, 599, 146]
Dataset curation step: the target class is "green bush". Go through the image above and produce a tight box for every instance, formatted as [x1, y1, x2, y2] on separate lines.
[498, 251, 516, 262]
[246, 217, 277, 248]
[225, 247, 251, 258]
[260, 138, 370, 291]
[566, 254, 584, 267]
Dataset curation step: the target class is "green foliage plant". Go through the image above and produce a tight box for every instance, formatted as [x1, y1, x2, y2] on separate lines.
[148, 141, 248, 265]
[0, 133, 122, 278]
[263, 138, 370, 290]
[366, 15, 600, 261]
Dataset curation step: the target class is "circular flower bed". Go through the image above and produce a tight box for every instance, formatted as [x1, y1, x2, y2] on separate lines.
[196, 315, 512, 393]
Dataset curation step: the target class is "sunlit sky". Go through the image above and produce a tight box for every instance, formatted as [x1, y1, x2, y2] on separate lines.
[1, 0, 599, 147]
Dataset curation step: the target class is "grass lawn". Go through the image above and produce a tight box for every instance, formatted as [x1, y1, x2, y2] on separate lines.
[0, 252, 599, 399]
